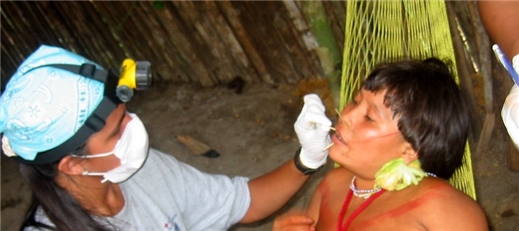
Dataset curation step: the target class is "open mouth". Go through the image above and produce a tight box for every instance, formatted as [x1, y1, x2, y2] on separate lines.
[333, 132, 347, 146]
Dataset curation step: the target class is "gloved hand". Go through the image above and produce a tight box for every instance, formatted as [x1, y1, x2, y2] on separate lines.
[502, 54, 519, 149]
[294, 94, 332, 169]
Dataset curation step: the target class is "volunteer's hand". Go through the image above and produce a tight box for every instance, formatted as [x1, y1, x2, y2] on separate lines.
[272, 213, 315, 231]
[294, 94, 332, 169]
[501, 54, 519, 148]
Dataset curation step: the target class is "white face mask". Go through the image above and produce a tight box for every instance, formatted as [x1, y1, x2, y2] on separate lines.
[77, 113, 149, 183]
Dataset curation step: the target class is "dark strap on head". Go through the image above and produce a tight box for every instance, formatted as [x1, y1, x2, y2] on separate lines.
[44, 64, 108, 83]
[12, 64, 121, 164]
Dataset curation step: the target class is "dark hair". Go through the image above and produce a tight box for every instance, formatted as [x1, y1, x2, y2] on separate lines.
[362, 58, 471, 179]
[19, 144, 114, 231]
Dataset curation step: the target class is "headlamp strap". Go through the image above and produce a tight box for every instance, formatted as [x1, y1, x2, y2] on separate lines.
[45, 64, 109, 83]
[11, 63, 121, 164]
[15, 96, 119, 164]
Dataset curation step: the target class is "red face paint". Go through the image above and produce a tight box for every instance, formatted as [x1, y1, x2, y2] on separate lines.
[348, 131, 399, 144]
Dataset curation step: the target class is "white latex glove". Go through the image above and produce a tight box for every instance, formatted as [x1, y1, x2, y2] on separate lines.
[501, 54, 519, 149]
[294, 94, 332, 169]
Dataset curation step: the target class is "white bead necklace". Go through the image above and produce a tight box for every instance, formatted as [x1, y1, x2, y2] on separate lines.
[350, 173, 437, 199]
[349, 176, 382, 199]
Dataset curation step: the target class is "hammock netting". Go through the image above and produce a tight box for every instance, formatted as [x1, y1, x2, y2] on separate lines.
[340, 0, 476, 200]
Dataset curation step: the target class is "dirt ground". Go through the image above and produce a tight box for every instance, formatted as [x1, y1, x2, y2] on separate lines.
[2, 81, 519, 230]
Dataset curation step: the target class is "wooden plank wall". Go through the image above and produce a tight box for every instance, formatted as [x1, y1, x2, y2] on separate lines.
[1, 1, 346, 89]
[3, 1, 517, 168]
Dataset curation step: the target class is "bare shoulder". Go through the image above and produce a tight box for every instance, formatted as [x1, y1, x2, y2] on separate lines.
[310, 167, 352, 202]
[306, 167, 352, 221]
[416, 177, 489, 231]
[311, 167, 354, 193]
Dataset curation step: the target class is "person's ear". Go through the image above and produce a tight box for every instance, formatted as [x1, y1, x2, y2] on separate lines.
[401, 143, 418, 164]
[58, 155, 84, 175]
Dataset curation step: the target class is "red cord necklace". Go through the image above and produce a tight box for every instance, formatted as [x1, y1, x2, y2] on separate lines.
[337, 188, 386, 231]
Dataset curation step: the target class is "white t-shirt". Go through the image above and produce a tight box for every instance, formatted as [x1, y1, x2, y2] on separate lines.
[28, 148, 251, 231]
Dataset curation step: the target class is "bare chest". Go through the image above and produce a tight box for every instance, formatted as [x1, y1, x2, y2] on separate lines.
[315, 189, 428, 231]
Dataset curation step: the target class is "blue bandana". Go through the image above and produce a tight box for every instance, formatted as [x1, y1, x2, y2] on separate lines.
[0, 45, 105, 161]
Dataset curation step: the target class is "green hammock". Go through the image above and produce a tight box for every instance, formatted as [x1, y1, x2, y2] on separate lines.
[340, 0, 477, 200]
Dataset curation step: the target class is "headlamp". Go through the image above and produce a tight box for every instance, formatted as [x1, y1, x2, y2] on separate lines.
[116, 59, 153, 102]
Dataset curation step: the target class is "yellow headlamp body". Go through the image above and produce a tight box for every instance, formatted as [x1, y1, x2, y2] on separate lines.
[119, 59, 138, 89]
[116, 59, 152, 102]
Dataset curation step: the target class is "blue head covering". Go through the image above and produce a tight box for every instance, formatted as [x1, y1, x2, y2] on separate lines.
[1, 45, 105, 161]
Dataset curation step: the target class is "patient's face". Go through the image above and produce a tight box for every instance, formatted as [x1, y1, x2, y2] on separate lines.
[329, 89, 410, 179]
